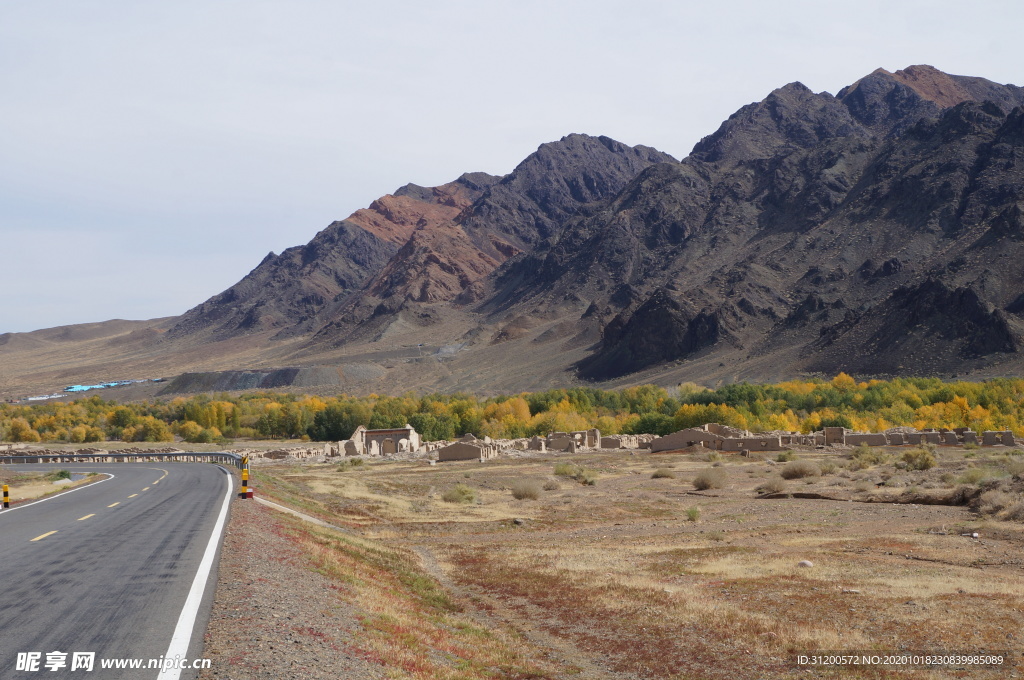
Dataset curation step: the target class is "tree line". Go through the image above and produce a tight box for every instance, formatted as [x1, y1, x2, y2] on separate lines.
[2, 375, 1023, 444]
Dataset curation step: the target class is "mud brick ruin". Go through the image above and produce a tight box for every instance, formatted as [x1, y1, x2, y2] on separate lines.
[306, 420, 1019, 464]
[648, 423, 1016, 453]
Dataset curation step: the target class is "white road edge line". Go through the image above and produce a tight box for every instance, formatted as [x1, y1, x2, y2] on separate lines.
[0, 473, 114, 516]
[157, 466, 234, 680]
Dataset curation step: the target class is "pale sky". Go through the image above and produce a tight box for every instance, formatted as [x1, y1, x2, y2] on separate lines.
[2, 0, 1021, 333]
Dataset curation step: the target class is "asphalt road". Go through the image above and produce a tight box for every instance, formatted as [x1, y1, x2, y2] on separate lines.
[0, 463, 234, 679]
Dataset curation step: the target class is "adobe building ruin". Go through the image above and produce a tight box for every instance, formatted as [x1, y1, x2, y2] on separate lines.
[648, 423, 1017, 453]
[331, 424, 424, 457]
[436, 434, 502, 462]
[318, 419, 1017, 464]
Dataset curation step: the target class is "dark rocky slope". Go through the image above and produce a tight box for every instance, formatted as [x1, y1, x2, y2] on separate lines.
[17, 65, 1023, 397]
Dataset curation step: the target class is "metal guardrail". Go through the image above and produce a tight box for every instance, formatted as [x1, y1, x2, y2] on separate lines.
[0, 452, 246, 468]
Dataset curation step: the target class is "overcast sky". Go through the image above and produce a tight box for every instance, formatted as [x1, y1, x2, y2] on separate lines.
[2, 0, 1021, 334]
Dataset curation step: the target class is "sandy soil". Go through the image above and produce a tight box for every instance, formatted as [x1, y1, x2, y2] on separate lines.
[0, 471, 104, 502]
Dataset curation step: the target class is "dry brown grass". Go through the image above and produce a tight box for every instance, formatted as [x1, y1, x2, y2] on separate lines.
[780, 460, 820, 479]
[251, 450, 1024, 680]
[281, 517, 565, 679]
[757, 477, 787, 494]
[692, 467, 727, 490]
[510, 479, 541, 500]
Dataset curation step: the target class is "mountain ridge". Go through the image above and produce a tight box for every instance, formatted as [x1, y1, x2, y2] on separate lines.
[4, 64, 1024, 399]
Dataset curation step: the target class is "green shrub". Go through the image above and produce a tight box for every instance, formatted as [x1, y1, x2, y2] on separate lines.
[776, 450, 795, 462]
[958, 467, 1006, 485]
[553, 462, 576, 477]
[442, 483, 476, 504]
[685, 506, 701, 522]
[511, 480, 541, 500]
[47, 469, 72, 481]
[780, 460, 820, 479]
[554, 462, 597, 486]
[902, 448, 937, 471]
[651, 468, 676, 479]
[336, 457, 365, 471]
[693, 468, 727, 490]
[819, 461, 837, 475]
[848, 445, 889, 470]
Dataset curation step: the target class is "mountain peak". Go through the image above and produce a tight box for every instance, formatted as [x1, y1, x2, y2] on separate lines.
[838, 65, 1024, 133]
[691, 81, 862, 163]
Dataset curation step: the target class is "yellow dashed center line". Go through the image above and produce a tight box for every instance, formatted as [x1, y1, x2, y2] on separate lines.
[31, 531, 57, 541]
[128, 494, 138, 498]
[77, 514, 95, 521]
[142, 487, 150, 491]
[107, 502, 120, 508]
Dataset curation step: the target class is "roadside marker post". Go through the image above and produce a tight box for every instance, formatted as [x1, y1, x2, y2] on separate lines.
[2, 484, 8, 508]
[238, 468, 249, 499]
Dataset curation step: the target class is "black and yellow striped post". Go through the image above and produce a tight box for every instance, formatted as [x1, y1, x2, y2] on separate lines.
[238, 468, 249, 499]
[3, 484, 9, 508]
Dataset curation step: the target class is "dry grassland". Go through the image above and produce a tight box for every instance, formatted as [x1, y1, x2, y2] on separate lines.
[252, 447, 1024, 679]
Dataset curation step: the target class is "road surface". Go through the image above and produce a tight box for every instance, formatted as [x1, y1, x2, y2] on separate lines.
[0, 462, 234, 679]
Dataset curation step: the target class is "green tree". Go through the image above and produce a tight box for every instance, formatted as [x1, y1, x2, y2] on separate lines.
[308, 402, 372, 441]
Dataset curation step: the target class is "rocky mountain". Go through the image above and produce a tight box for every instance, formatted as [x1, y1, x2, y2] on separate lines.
[5, 65, 1024, 398]
[497, 65, 1024, 381]
[167, 172, 501, 340]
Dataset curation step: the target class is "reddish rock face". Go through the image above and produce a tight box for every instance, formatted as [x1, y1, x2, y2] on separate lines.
[345, 181, 481, 246]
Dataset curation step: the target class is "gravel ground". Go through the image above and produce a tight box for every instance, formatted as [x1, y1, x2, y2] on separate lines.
[198, 500, 385, 680]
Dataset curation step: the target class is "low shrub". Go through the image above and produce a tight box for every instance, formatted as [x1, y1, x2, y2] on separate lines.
[337, 457, 364, 471]
[780, 460, 820, 479]
[978, 489, 1014, 516]
[1003, 502, 1024, 521]
[958, 467, 1005, 485]
[819, 461, 837, 475]
[651, 468, 676, 479]
[1006, 459, 1024, 478]
[553, 462, 576, 477]
[776, 451, 795, 462]
[757, 477, 787, 494]
[510, 480, 541, 500]
[902, 447, 937, 471]
[848, 444, 889, 470]
[542, 480, 560, 491]
[693, 468, 727, 490]
[442, 483, 476, 504]
[47, 470, 71, 481]
[554, 463, 597, 486]
[685, 506, 701, 522]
